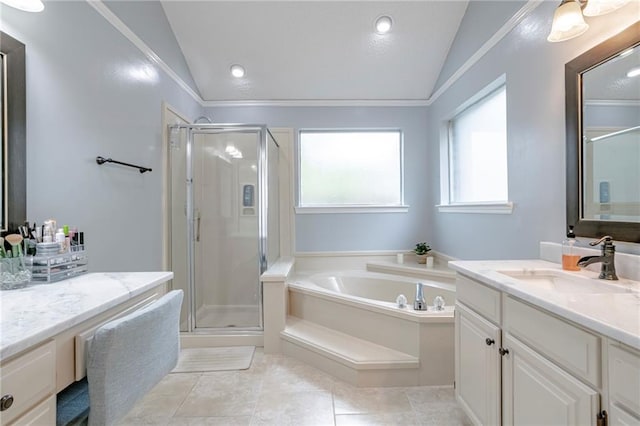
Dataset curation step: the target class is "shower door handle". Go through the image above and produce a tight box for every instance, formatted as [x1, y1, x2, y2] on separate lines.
[195, 210, 201, 242]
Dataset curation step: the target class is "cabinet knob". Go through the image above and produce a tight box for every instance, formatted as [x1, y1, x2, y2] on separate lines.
[0, 394, 14, 411]
[499, 348, 509, 356]
[485, 338, 495, 346]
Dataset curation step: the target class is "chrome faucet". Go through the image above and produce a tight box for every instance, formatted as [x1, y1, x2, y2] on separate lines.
[577, 236, 618, 280]
[414, 282, 427, 310]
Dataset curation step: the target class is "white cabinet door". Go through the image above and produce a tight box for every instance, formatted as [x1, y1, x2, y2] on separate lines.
[502, 333, 600, 426]
[455, 302, 501, 426]
[609, 404, 640, 426]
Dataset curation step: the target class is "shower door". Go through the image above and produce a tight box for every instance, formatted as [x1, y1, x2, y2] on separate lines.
[169, 124, 278, 333]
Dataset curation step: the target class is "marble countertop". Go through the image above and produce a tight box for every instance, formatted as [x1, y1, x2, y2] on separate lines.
[449, 259, 640, 351]
[0, 272, 173, 361]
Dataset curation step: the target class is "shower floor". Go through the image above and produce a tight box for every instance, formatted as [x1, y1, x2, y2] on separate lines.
[195, 304, 261, 329]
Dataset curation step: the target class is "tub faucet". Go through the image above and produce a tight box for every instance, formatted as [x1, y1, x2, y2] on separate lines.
[577, 236, 618, 280]
[414, 283, 427, 311]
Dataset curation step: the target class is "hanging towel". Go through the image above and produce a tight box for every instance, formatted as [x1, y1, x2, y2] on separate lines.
[87, 290, 183, 426]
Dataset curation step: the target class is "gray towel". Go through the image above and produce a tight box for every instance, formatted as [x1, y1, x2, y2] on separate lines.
[87, 290, 183, 426]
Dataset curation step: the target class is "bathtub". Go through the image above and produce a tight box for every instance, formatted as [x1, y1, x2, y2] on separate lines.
[290, 270, 456, 319]
[284, 270, 456, 386]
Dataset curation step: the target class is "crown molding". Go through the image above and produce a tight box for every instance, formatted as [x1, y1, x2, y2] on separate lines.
[426, 0, 543, 106]
[201, 99, 430, 108]
[88, 0, 541, 108]
[87, 0, 205, 105]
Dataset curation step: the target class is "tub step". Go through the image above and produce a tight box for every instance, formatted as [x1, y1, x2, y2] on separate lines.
[281, 317, 418, 371]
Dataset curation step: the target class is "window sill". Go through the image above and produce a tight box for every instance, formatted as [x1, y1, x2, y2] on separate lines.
[295, 205, 410, 214]
[437, 202, 513, 214]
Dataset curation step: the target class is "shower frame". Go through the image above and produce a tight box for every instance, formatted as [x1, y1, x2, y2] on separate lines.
[169, 123, 279, 333]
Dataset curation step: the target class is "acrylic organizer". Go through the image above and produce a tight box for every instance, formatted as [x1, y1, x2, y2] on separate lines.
[25, 245, 88, 283]
[0, 257, 32, 290]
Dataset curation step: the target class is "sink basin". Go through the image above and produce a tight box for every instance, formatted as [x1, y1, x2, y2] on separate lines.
[497, 270, 635, 294]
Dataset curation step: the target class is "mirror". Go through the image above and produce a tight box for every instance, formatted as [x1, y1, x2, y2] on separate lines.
[0, 31, 27, 234]
[566, 22, 640, 243]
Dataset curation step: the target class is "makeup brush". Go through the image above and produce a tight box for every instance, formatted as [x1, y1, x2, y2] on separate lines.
[0, 237, 6, 258]
[5, 234, 24, 257]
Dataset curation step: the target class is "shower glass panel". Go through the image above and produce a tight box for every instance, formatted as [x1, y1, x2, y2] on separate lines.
[169, 124, 278, 333]
[193, 131, 261, 329]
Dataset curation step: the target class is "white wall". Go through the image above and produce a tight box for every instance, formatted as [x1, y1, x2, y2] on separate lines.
[1, 1, 203, 271]
[426, 2, 640, 259]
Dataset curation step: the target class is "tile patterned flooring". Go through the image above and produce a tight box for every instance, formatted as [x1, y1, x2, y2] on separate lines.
[118, 349, 472, 426]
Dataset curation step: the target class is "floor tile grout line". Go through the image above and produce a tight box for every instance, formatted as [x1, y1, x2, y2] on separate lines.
[169, 372, 203, 419]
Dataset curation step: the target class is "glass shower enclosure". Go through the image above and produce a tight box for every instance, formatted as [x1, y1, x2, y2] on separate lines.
[169, 124, 279, 333]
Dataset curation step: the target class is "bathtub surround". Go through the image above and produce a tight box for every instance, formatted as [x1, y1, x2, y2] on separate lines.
[261, 254, 457, 387]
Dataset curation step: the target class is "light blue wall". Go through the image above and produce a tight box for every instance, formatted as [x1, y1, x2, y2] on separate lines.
[427, 2, 639, 259]
[1, 1, 203, 271]
[103, 0, 200, 95]
[431, 0, 527, 95]
[206, 106, 429, 252]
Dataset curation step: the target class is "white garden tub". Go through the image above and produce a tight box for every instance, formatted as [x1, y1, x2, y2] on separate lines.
[285, 270, 456, 386]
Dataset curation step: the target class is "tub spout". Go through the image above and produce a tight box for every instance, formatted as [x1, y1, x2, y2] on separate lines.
[414, 283, 427, 311]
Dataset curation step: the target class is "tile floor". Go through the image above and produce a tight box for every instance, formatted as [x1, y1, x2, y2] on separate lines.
[118, 349, 472, 426]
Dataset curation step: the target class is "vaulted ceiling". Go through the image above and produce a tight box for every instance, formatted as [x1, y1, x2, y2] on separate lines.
[161, 1, 469, 102]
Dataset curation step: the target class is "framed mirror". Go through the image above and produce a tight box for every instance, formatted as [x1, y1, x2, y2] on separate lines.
[0, 31, 27, 234]
[566, 22, 640, 243]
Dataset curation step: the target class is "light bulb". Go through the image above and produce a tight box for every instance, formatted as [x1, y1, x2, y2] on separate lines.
[230, 64, 245, 78]
[375, 16, 392, 34]
[547, 0, 589, 43]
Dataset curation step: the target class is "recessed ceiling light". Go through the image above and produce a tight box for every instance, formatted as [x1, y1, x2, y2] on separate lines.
[627, 67, 640, 78]
[230, 64, 245, 78]
[375, 16, 392, 34]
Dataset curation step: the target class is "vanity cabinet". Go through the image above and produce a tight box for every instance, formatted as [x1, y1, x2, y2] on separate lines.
[455, 274, 605, 426]
[0, 277, 168, 424]
[607, 342, 640, 424]
[455, 302, 501, 425]
[0, 341, 56, 425]
[502, 333, 599, 425]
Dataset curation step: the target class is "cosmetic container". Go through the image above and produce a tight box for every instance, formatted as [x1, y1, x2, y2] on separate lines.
[562, 226, 580, 271]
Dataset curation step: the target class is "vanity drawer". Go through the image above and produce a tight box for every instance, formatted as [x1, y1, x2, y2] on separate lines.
[456, 275, 501, 324]
[8, 395, 55, 426]
[0, 341, 56, 425]
[503, 296, 600, 387]
[608, 342, 640, 416]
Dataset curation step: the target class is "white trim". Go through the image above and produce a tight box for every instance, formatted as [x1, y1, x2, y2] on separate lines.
[585, 99, 640, 107]
[87, 0, 205, 106]
[201, 99, 430, 107]
[294, 250, 405, 258]
[426, 0, 543, 106]
[88, 0, 540, 107]
[437, 202, 514, 214]
[296, 205, 409, 214]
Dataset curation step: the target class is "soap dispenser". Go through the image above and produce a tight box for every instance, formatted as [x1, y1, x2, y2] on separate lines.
[562, 226, 580, 271]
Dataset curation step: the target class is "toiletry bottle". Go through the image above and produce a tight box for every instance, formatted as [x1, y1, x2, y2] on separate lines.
[55, 228, 66, 252]
[562, 226, 580, 271]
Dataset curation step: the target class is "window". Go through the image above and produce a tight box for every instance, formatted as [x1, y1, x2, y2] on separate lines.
[440, 81, 512, 214]
[297, 130, 406, 213]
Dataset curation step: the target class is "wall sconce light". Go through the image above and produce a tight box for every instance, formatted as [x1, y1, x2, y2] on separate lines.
[547, 0, 630, 42]
[0, 0, 44, 12]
